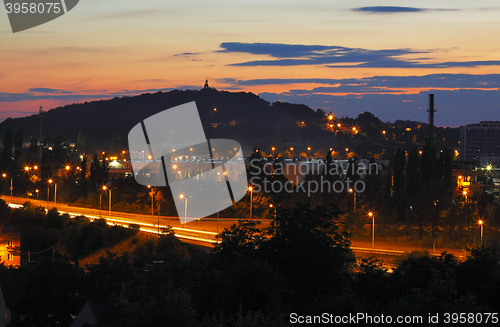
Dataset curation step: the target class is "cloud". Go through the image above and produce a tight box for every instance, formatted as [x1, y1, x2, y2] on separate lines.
[353, 6, 425, 13]
[131, 79, 167, 83]
[220, 74, 500, 90]
[29, 88, 73, 94]
[218, 42, 500, 68]
[0, 85, 204, 103]
[83, 9, 169, 22]
[115, 87, 175, 95]
[352, 6, 457, 13]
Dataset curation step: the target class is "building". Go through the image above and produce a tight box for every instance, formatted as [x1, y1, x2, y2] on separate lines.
[460, 121, 500, 165]
[0, 226, 21, 268]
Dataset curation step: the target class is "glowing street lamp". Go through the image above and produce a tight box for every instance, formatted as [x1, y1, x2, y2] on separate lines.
[179, 194, 188, 224]
[463, 189, 468, 202]
[147, 185, 154, 216]
[269, 203, 276, 218]
[48, 179, 57, 203]
[368, 211, 375, 249]
[99, 190, 104, 217]
[478, 220, 484, 244]
[103, 185, 112, 216]
[2, 173, 13, 203]
[349, 188, 356, 212]
[248, 186, 254, 219]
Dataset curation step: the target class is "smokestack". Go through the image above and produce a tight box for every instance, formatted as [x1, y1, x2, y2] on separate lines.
[427, 94, 436, 144]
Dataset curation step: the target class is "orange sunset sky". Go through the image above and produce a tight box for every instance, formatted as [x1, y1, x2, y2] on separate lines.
[1, 0, 500, 126]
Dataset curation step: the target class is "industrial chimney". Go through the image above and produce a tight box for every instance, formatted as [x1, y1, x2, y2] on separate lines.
[427, 94, 436, 144]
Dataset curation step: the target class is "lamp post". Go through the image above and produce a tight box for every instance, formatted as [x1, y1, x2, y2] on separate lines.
[248, 186, 253, 219]
[478, 220, 484, 244]
[99, 192, 104, 217]
[349, 188, 356, 212]
[216, 211, 219, 237]
[269, 204, 276, 218]
[463, 189, 468, 202]
[103, 186, 112, 216]
[157, 200, 161, 236]
[179, 194, 188, 224]
[147, 185, 154, 216]
[2, 174, 13, 203]
[48, 179, 57, 203]
[368, 211, 375, 249]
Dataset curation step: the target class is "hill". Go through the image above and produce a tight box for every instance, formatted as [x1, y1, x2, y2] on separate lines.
[0, 88, 459, 158]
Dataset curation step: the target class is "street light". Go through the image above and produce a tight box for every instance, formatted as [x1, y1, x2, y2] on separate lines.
[99, 191, 104, 217]
[248, 186, 253, 219]
[147, 185, 154, 216]
[48, 179, 57, 203]
[478, 220, 484, 244]
[349, 188, 356, 212]
[2, 173, 13, 203]
[103, 186, 112, 216]
[179, 194, 188, 224]
[269, 204, 276, 218]
[368, 211, 375, 249]
[463, 189, 468, 202]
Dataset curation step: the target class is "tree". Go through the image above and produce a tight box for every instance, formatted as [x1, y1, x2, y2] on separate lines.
[90, 153, 109, 191]
[260, 203, 354, 302]
[11, 260, 84, 326]
[2, 128, 13, 165]
[14, 128, 23, 160]
[406, 146, 420, 199]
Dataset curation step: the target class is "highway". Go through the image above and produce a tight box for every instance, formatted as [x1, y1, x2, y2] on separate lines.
[2, 196, 272, 247]
[2, 196, 450, 263]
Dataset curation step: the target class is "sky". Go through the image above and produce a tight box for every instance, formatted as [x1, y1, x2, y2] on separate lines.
[1, 0, 499, 126]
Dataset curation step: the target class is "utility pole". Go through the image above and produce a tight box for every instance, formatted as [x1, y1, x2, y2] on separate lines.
[39, 106, 44, 160]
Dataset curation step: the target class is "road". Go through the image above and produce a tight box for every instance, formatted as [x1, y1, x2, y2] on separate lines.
[2, 196, 272, 247]
[3, 196, 461, 262]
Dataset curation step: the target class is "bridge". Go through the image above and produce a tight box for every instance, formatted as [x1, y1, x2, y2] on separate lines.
[2, 196, 273, 249]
